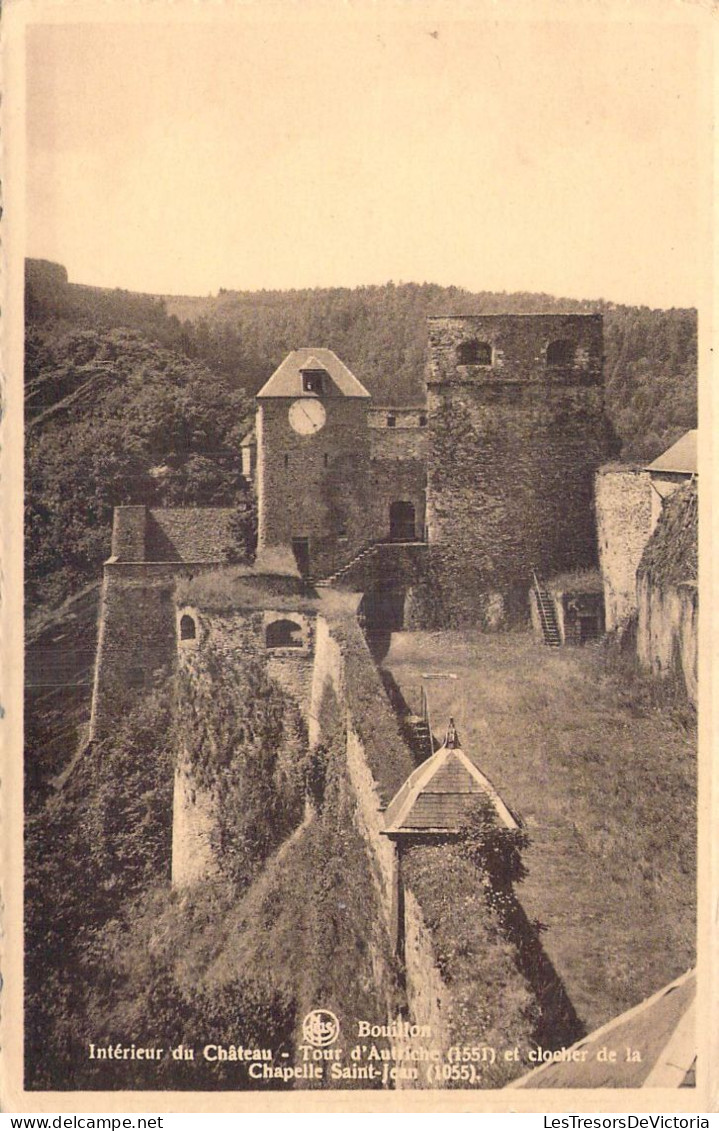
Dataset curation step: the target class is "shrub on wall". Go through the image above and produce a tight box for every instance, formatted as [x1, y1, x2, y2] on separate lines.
[76, 885, 297, 1090]
[327, 611, 415, 802]
[459, 798, 530, 889]
[175, 643, 306, 890]
[402, 842, 538, 1086]
[25, 686, 175, 1089]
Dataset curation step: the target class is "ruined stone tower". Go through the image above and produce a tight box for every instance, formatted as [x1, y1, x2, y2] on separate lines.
[424, 313, 611, 626]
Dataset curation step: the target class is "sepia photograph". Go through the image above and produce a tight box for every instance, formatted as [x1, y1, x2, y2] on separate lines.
[3, 0, 714, 1113]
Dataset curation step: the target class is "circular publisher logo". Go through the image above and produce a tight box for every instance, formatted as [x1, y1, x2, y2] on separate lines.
[302, 1009, 340, 1047]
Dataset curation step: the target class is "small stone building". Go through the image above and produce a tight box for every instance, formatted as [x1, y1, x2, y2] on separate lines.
[596, 430, 698, 639]
[645, 428, 697, 532]
[382, 721, 518, 839]
[381, 720, 518, 962]
[529, 570, 605, 647]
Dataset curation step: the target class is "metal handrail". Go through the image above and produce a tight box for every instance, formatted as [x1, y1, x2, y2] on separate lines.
[419, 684, 435, 754]
[532, 569, 554, 639]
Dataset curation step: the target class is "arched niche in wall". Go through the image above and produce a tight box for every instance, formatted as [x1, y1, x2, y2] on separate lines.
[178, 609, 200, 648]
[546, 339, 575, 367]
[265, 618, 304, 649]
[457, 340, 492, 366]
[180, 614, 197, 640]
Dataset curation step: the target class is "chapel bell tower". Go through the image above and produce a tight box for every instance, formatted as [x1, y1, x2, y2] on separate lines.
[255, 348, 372, 580]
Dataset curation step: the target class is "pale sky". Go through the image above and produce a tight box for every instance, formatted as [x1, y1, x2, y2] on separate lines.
[25, 8, 704, 307]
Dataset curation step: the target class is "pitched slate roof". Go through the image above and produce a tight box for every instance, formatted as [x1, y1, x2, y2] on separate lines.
[645, 429, 697, 475]
[383, 721, 517, 836]
[507, 969, 696, 1089]
[256, 348, 371, 399]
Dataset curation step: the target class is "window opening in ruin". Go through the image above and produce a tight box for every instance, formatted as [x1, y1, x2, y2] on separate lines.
[419, 414, 427, 427]
[324, 453, 329, 467]
[389, 500, 416, 542]
[284, 454, 289, 469]
[387, 413, 397, 428]
[302, 371, 323, 394]
[457, 340, 492, 366]
[180, 614, 197, 641]
[547, 339, 574, 367]
[266, 619, 304, 648]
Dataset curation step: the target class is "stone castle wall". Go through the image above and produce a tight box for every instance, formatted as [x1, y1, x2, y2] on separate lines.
[202, 608, 315, 716]
[637, 579, 698, 706]
[595, 466, 653, 632]
[171, 603, 316, 887]
[423, 315, 611, 626]
[368, 459, 427, 543]
[636, 482, 698, 705]
[90, 562, 179, 741]
[171, 763, 218, 887]
[370, 426, 429, 463]
[90, 502, 242, 742]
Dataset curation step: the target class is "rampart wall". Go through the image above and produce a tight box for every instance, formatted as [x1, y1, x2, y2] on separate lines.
[370, 428, 429, 463]
[90, 562, 180, 740]
[637, 579, 698, 706]
[309, 615, 450, 1061]
[636, 483, 698, 705]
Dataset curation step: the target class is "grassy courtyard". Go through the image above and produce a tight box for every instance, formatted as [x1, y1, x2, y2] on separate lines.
[383, 630, 696, 1035]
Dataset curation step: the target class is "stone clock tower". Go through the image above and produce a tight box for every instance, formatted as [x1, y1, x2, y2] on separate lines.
[255, 348, 372, 580]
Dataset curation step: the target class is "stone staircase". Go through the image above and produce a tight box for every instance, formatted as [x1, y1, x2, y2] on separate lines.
[314, 543, 381, 588]
[533, 571, 561, 647]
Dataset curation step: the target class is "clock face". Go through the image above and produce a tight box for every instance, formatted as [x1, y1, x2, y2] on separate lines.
[289, 398, 327, 435]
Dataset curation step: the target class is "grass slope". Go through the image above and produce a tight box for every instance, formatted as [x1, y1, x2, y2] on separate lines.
[383, 631, 696, 1034]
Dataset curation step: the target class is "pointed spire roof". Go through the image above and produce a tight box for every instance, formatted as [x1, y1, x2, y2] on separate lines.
[383, 719, 517, 837]
[257, 348, 371, 399]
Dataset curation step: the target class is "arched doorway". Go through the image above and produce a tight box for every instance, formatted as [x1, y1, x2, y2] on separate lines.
[389, 501, 416, 542]
[180, 614, 197, 641]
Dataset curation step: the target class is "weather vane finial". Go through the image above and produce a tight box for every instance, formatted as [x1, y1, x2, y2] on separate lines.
[445, 717, 459, 748]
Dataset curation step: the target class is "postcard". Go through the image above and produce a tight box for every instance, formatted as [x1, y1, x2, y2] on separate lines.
[2, 0, 716, 1113]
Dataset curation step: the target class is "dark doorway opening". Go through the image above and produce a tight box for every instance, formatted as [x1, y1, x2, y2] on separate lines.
[291, 537, 311, 578]
[180, 614, 197, 641]
[389, 501, 416, 542]
[579, 615, 600, 644]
